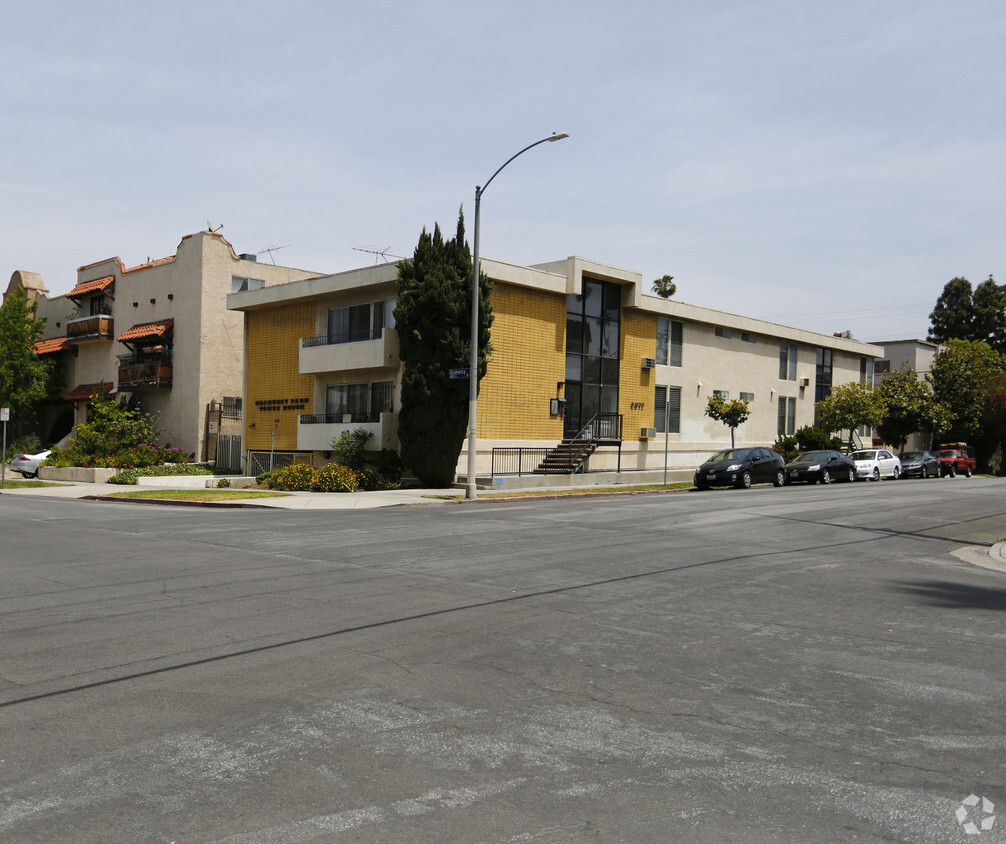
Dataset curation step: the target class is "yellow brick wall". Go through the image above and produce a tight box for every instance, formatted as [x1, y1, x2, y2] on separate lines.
[479, 283, 566, 440]
[245, 303, 315, 451]
[620, 310, 656, 438]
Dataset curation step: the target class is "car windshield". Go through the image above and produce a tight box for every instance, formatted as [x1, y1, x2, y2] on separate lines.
[793, 451, 829, 463]
[850, 451, 877, 460]
[707, 449, 749, 462]
[900, 452, 924, 460]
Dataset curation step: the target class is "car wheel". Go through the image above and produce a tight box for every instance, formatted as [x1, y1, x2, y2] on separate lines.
[820, 470, 831, 485]
[736, 470, 752, 489]
[773, 469, 785, 487]
[965, 465, 973, 478]
[694, 481, 709, 490]
[872, 467, 880, 481]
[949, 464, 957, 478]
[893, 466, 900, 480]
[847, 468, 855, 483]
[921, 466, 927, 479]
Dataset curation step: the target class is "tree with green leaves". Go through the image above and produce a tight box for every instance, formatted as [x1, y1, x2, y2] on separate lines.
[394, 210, 493, 487]
[874, 368, 947, 451]
[815, 382, 885, 450]
[0, 287, 54, 440]
[704, 395, 750, 448]
[928, 275, 1006, 352]
[927, 339, 1003, 467]
[651, 274, 676, 299]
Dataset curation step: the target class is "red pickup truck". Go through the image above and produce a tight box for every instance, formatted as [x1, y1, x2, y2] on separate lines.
[934, 444, 976, 478]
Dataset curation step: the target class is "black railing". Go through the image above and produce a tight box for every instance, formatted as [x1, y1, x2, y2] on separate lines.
[117, 349, 172, 366]
[491, 447, 551, 476]
[570, 412, 622, 443]
[299, 412, 381, 424]
[302, 329, 383, 348]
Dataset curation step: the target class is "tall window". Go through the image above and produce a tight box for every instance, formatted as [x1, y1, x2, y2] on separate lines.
[222, 397, 242, 418]
[565, 278, 620, 436]
[779, 342, 797, 380]
[373, 299, 396, 333]
[654, 385, 681, 434]
[328, 304, 371, 343]
[777, 396, 796, 435]
[657, 318, 683, 366]
[327, 381, 394, 422]
[816, 348, 833, 402]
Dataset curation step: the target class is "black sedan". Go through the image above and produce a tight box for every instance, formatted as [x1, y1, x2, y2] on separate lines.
[898, 450, 941, 479]
[784, 449, 856, 484]
[693, 447, 785, 490]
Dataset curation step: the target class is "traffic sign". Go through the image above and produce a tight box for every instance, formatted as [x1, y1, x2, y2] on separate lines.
[449, 368, 470, 379]
[0, 408, 8, 422]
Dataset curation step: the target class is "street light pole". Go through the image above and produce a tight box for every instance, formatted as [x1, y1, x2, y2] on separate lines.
[466, 133, 569, 500]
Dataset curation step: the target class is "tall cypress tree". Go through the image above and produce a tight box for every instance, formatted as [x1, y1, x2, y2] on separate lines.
[394, 210, 493, 486]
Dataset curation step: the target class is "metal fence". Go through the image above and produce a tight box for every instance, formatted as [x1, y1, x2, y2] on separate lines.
[216, 435, 243, 471]
[491, 448, 551, 476]
[248, 451, 312, 477]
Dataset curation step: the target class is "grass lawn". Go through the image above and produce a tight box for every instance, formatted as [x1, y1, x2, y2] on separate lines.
[0, 479, 71, 489]
[104, 489, 291, 502]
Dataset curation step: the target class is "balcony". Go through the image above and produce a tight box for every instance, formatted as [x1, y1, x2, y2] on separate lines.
[299, 328, 399, 375]
[117, 351, 173, 391]
[297, 412, 399, 451]
[66, 314, 114, 342]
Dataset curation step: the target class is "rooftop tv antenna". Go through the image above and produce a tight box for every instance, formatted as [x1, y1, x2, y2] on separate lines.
[353, 246, 404, 265]
[207, 221, 224, 233]
[256, 243, 291, 265]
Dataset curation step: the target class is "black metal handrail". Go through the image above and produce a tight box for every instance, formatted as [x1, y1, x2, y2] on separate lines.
[491, 447, 551, 476]
[569, 411, 622, 443]
[302, 329, 383, 348]
[299, 412, 381, 424]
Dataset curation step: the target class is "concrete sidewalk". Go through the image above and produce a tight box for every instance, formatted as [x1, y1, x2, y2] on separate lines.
[0, 480, 451, 510]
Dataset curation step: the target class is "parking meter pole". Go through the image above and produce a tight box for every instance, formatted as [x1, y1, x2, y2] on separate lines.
[2, 420, 6, 489]
[663, 400, 670, 486]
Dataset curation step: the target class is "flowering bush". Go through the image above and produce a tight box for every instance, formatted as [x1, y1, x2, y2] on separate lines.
[106, 464, 215, 485]
[310, 463, 358, 492]
[44, 387, 192, 469]
[269, 462, 315, 491]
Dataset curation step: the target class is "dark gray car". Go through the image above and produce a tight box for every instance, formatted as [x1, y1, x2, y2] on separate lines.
[694, 447, 786, 490]
[898, 450, 941, 478]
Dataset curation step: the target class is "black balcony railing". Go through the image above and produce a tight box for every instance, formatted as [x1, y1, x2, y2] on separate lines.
[302, 329, 382, 348]
[299, 412, 381, 424]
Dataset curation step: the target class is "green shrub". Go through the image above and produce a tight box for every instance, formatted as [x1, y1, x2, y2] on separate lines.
[10, 432, 42, 455]
[332, 427, 372, 470]
[216, 478, 231, 488]
[795, 425, 845, 452]
[356, 467, 391, 491]
[256, 471, 273, 487]
[270, 463, 315, 491]
[310, 463, 358, 492]
[371, 448, 404, 482]
[105, 464, 215, 485]
[772, 435, 799, 461]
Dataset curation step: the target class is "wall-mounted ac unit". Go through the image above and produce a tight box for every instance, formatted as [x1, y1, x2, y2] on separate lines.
[641, 357, 657, 369]
[640, 427, 656, 439]
[800, 377, 810, 387]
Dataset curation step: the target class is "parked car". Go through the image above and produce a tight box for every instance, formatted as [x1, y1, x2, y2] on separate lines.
[784, 450, 856, 484]
[8, 449, 51, 479]
[898, 450, 941, 479]
[849, 449, 901, 481]
[934, 444, 976, 478]
[694, 447, 785, 490]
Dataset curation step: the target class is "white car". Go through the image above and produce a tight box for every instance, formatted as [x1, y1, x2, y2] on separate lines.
[849, 449, 901, 481]
[8, 449, 51, 479]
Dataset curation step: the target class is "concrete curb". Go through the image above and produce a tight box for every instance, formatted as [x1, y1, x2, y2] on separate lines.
[950, 541, 1006, 574]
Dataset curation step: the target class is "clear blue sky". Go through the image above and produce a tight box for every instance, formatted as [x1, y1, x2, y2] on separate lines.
[4, 1, 1003, 343]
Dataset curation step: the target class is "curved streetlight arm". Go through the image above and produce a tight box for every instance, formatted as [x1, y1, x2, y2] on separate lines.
[466, 132, 568, 500]
[478, 133, 569, 199]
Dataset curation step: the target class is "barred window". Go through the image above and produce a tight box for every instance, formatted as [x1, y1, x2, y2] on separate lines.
[221, 396, 243, 418]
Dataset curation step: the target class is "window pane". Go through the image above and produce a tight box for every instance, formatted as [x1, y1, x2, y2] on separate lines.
[583, 356, 601, 386]
[601, 320, 619, 358]
[599, 385, 618, 414]
[601, 357, 620, 385]
[584, 316, 601, 356]
[667, 386, 681, 433]
[583, 281, 603, 317]
[566, 315, 583, 354]
[371, 381, 394, 414]
[656, 318, 669, 366]
[654, 385, 667, 432]
[567, 293, 583, 315]
[603, 283, 620, 323]
[565, 353, 582, 382]
[670, 321, 683, 367]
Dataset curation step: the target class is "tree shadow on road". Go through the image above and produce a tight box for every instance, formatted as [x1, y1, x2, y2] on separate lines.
[891, 580, 1006, 611]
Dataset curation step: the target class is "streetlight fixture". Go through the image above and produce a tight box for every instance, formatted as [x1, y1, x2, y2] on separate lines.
[465, 132, 569, 499]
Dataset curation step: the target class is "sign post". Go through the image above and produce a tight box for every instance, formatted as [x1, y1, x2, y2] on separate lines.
[0, 407, 9, 489]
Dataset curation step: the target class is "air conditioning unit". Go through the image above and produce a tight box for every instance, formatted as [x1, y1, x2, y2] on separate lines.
[801, 377, 810, 387]
[640, 427, 656, 439]
[641, 357, 657, 369]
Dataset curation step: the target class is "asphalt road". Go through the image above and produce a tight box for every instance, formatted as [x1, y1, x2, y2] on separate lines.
[1, 477, 1004, 843]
